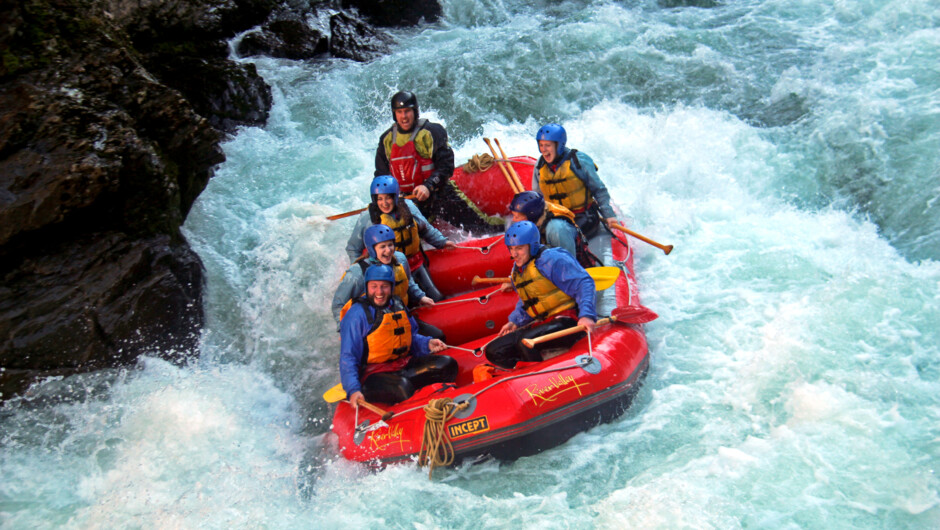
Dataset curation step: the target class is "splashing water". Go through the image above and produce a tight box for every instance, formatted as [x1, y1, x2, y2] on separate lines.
[3, 0, 939, 527]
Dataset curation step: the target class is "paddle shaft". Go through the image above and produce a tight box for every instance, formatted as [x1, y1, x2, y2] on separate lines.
[483, 138, 523, 194]
[609, 223, 674, 255]
[494, 138, 526, 192]
[357, 398, 394, 421]
[471, 275, 508, 285]
[521, 316, 614, 349]
[327, 195, 416, 221]
[472, 266, 620, 290]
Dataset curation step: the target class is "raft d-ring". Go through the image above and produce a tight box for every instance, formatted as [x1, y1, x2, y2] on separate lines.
[451, 394, 478, 419]
[477, 296, 490, 305]
[575, 354, 602, 375]
[479, 246, 491, 255]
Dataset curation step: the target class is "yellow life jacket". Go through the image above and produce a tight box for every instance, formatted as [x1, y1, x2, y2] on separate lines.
[379, 213, 422, 260]
[339, 258, 410, 320]
[544, 202, 576, 224]
[511, 250, 577, 321]
[541, 203, 601, 268]
[361, 296, 412, 364]
[538, 151, 592, 213]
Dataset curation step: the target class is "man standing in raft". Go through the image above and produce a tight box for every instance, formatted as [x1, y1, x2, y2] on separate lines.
[375, 90, 503, 233]
[346, 175, 454, 301]
[487, 221, 597, 368]
[508, 190, 601, 268]
[533, 123, 617, 237]
[340, 264, 457, 406]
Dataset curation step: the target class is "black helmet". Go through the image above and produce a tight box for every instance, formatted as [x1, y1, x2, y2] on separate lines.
[391, 91, 419, 119]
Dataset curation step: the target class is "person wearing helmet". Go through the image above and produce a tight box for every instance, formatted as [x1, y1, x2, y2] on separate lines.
[334, 223, 445, 340]
[375, 90, 504, 233]
[346, 175, 455, 301]
[339, 264, 457, 406]
[496, 220, 597, 338]
[508, 191, 601, 268]
[533, 123, 617, 237]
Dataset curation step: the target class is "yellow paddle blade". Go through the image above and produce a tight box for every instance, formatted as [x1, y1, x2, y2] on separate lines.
[322, 383, 347, 403]
[587, 266, 621, 291]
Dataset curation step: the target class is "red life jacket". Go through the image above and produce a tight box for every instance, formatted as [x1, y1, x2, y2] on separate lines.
[388, 120, 435, 193]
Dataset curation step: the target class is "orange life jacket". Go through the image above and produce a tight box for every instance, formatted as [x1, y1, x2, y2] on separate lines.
[359, 296, 413, 365]
[339, 258, 410, 320]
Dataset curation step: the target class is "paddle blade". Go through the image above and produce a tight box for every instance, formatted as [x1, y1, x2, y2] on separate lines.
[611, 305, 659, 324]
[587, 266, 621, 291]
[322, 383, 346, 403]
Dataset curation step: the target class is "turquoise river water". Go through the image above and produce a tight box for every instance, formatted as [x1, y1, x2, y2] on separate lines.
[3, 0, 939, 527]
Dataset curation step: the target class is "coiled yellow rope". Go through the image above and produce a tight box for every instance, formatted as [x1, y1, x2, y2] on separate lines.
[417, 398, 468, 479]
[462, 153, 495, 173]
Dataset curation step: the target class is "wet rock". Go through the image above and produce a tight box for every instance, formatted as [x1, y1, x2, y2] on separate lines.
[0, 0, 222, 398]
[342, 0, 442, 27]
[0, 0, 438, 400]
[119, 0, 277, 134]
[146, 55, 274, 134]
[329, 11, 394, 62]
[237, 17, 330, 60]
[0, 234, 204, 398]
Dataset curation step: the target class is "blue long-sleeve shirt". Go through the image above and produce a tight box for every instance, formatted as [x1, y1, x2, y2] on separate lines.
[339, 300, 432, 396]
[345, 199, 449, 263]
[330, 251, 426, 330]
[531, 148, 616, 219]
[508, 247, 597, 327]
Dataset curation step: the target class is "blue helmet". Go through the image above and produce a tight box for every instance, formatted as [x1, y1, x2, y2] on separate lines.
[363, 224, 396, 259]
[509, 191, 546, 223]
[364, 264, 395, 285]
[370, 175, 400, 200]
[536, 123, 567, 153]
[504, 220, 541, 256]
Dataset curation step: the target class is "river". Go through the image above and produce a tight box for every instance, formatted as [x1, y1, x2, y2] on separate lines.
[2, 0, 939, 527]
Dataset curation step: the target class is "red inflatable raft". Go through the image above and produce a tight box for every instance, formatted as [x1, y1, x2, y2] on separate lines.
[329, 210, 654, 467]
[451, 155, 536, 215]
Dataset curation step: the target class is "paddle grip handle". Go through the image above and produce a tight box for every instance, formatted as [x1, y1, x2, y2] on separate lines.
[472, 276, 510, 285]
[610, 223, 674, 255]
[520, 316, 614, 349]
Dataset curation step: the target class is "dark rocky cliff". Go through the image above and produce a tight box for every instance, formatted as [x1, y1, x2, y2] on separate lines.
[0, 0, 441, 399]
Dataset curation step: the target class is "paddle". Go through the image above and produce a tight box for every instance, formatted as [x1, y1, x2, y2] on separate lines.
[322, 383, 346, 403]
[610, 305, 659, 324]
[483, 138, 523, 194]
[322, 384, 395, 420]
[356, 399, 395, 421]
[471, 266, 621, 291]
[327, 195, 416, 221]
[519, 305, 658, 348]
[494, 138, 526, 192]
[609, 222, 674, 255]
[521, 316, 615, 348]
